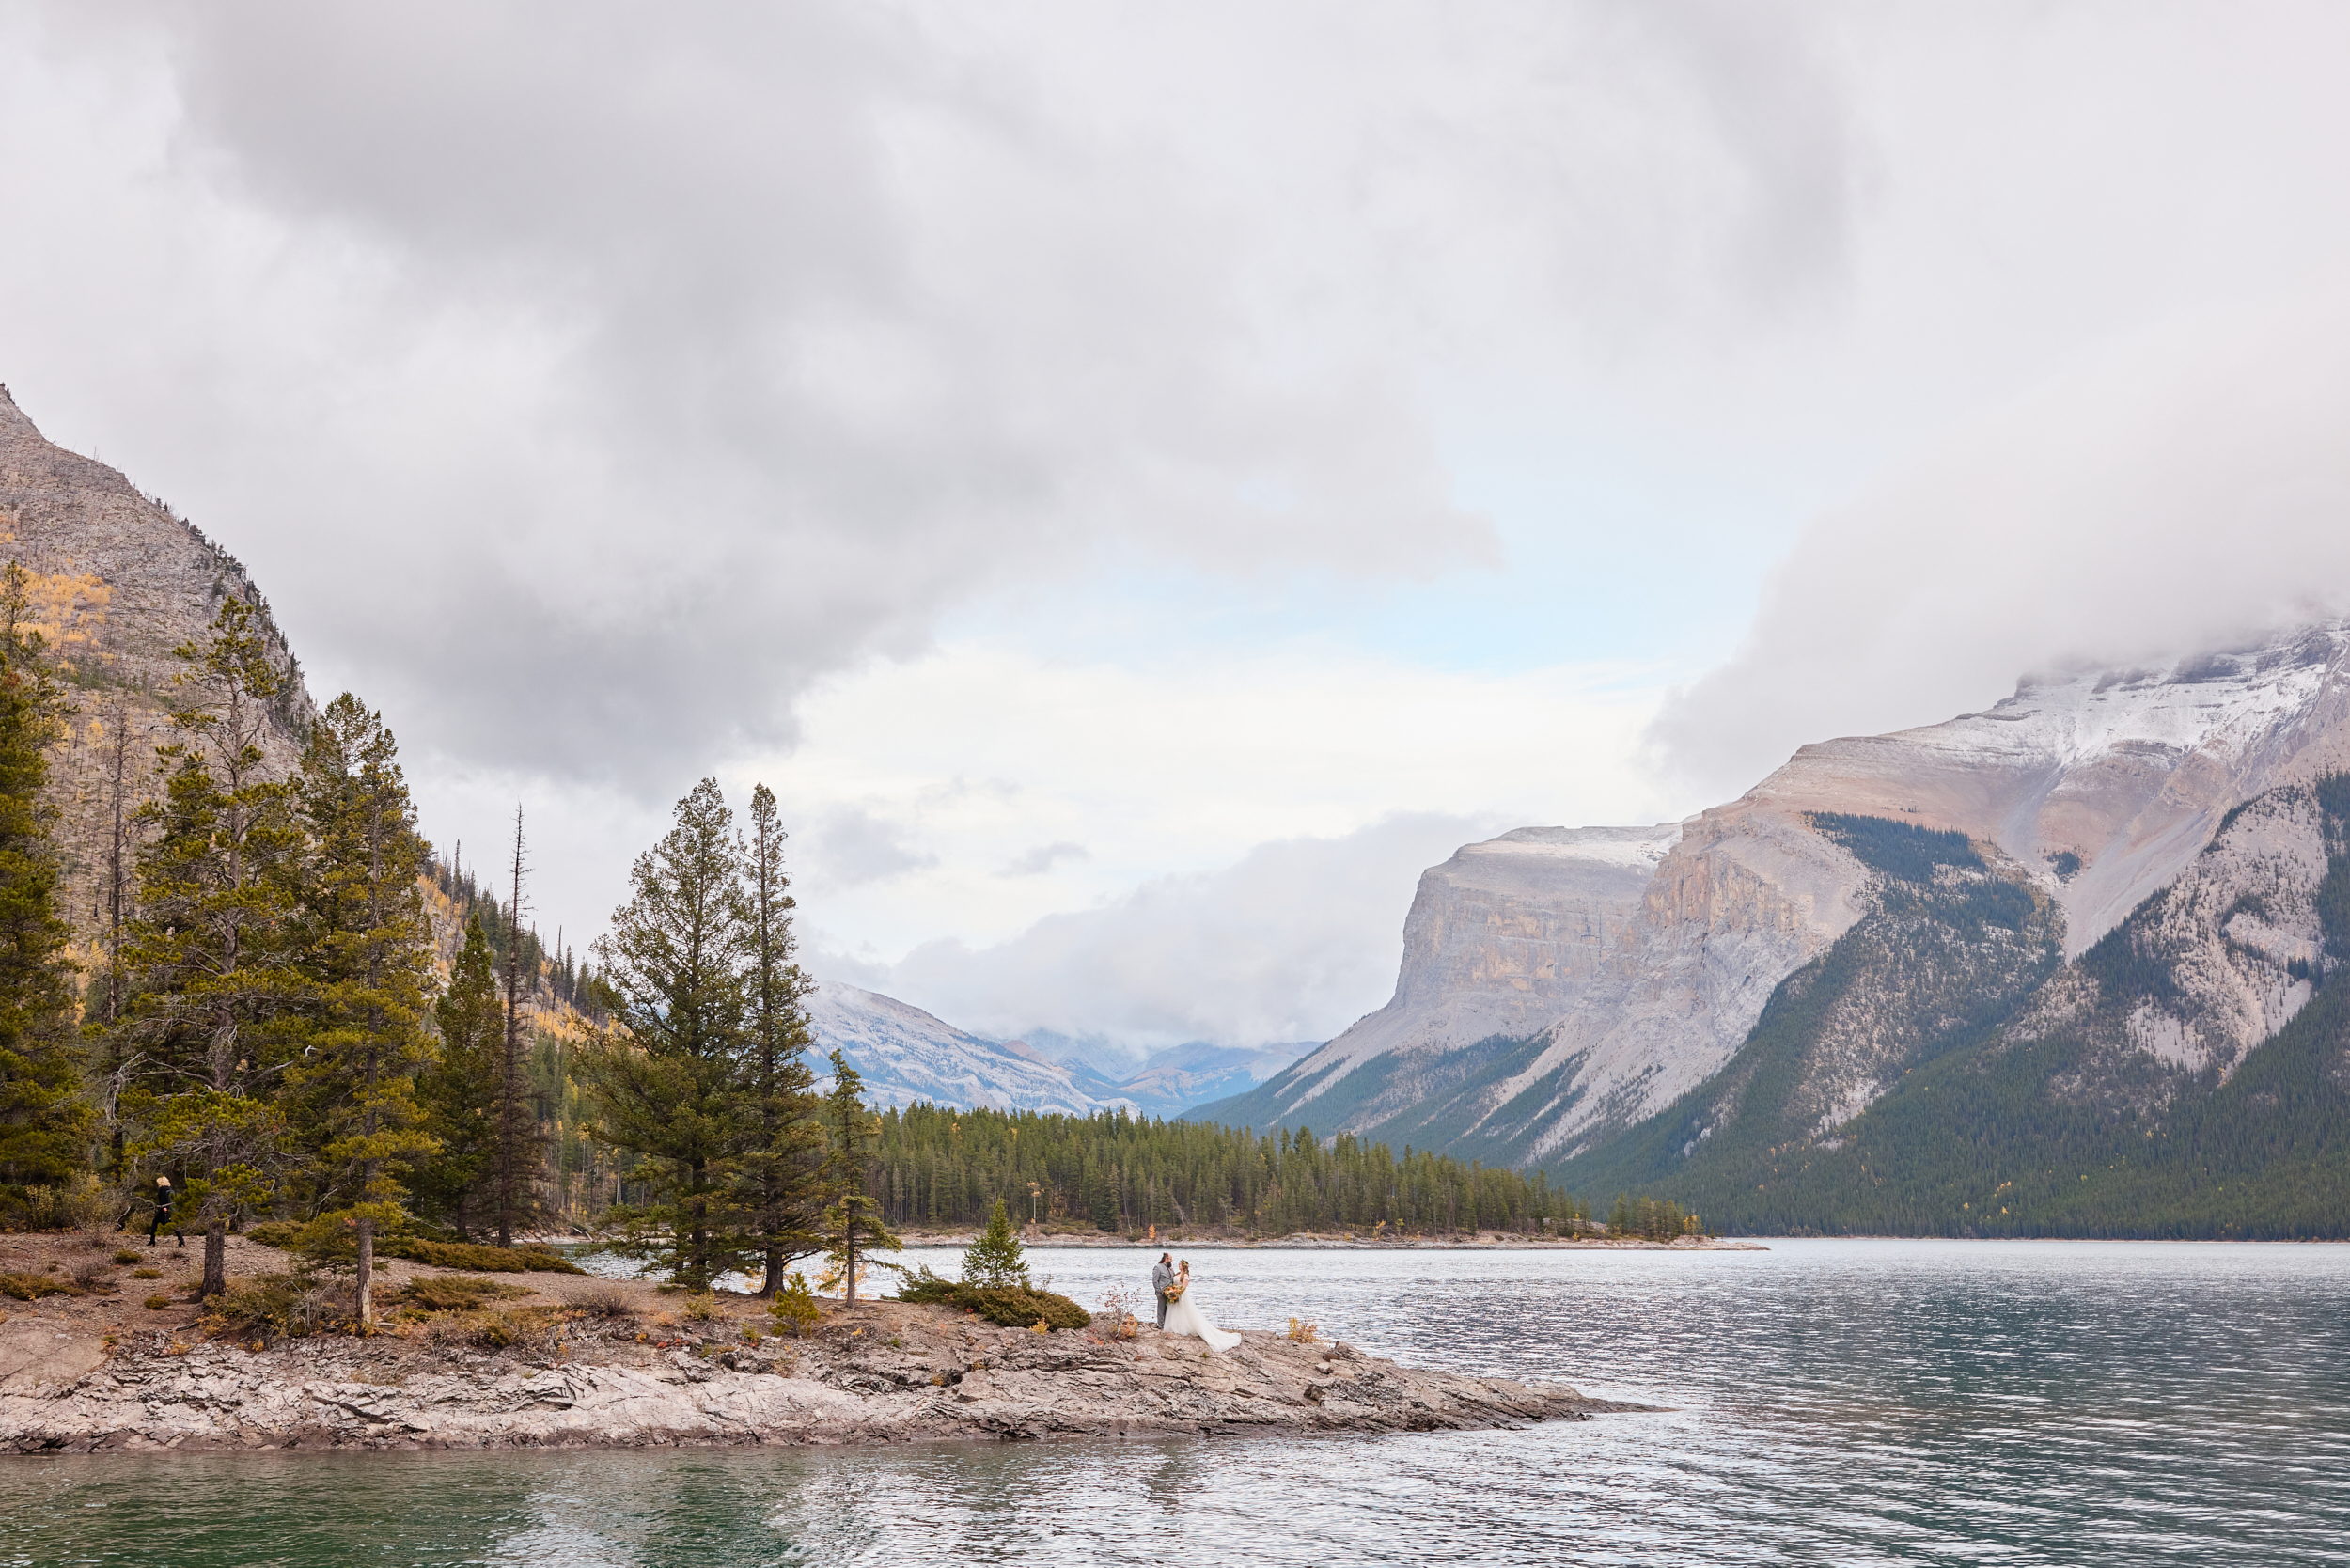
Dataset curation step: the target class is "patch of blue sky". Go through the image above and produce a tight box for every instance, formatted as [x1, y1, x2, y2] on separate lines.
[942, 421, 1826, 682]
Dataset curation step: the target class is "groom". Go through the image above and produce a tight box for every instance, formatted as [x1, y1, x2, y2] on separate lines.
[1151, 1252, 1175, 1328]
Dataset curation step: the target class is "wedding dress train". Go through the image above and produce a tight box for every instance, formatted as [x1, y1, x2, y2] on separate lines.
[1163, 1288, 1241, 1352]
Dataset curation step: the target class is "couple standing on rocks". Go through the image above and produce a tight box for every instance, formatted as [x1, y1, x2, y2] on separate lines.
[1149, 1252, 1240, 1351]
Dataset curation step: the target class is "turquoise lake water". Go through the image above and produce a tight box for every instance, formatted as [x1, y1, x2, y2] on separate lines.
[4, 1239, 2346, 1565]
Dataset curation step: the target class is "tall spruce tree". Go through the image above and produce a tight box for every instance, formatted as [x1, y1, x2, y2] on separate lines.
[819, 1049, 899, 1306]
[288, 695, 438, 1328]
[119, 597, 301, 1297]
[735, 783, 824, 1294]
[0, 564, 88, 1194]
[414, 916, 500, 1238]
[580, 778, 751, 1289]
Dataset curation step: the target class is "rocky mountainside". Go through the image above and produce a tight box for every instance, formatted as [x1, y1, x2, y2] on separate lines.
[809, 984, 1138, 1117]
[1197, 621, 2350, 1220]
[0, 386, 316, 963]
[1565, 775, 2350, 1235]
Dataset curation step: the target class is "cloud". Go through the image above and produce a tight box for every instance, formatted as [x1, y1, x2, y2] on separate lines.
[1648, 296, 2350, 799]
[0, 0, 1868, 802]
[997, 841, 1089, 878]
[818, 813, 1510, 1049]
[807, 807, 937, 888]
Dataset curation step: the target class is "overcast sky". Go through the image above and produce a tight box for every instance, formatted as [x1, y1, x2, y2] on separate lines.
[5, 2, 2347, 1060]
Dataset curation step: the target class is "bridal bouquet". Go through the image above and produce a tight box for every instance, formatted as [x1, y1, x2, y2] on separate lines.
[1163, 1278, 1187, 1303]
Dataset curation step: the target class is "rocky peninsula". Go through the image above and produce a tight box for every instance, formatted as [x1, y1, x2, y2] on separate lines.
[0, 1233, 1636, 1454]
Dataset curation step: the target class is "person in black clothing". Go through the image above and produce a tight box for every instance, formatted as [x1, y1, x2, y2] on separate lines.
[149, 1175, 182, 1247]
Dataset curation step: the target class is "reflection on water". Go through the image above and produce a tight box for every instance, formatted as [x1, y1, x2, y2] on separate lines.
[5, 1241, 2348, 1565]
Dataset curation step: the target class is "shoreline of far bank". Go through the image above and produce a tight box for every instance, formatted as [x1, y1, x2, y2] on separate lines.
[887, 1230, 1770, 1252]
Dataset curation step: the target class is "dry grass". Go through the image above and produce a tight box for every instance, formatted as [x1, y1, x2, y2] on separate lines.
[0, 1271, 84, 1301]
[572, 1279, 636, 1319]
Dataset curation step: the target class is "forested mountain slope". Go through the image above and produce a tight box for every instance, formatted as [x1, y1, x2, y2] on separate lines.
[1559, 779, 2350, 1236]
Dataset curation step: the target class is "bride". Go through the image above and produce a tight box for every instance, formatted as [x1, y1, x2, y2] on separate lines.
[1162, 1260, 1241, 1352]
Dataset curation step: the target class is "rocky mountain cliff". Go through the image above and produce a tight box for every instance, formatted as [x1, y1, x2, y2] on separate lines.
[0, 386, 316, 967]
[1197, 620, 2350, 1210]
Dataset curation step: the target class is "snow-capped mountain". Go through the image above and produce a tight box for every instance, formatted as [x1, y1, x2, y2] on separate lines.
[808, 984, 1135, 1116]
[810, 985, 1313, 1121]
[1196, 619, 2350, 1168]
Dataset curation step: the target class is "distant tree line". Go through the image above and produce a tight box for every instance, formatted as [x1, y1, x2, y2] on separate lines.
[864, 1103, 1637, 1237]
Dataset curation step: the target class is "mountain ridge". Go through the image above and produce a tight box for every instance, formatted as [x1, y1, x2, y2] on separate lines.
[1195, 619, 2350, 1198]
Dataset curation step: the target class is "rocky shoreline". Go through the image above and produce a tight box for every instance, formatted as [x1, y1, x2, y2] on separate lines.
[0, 1234, 1642, 1454]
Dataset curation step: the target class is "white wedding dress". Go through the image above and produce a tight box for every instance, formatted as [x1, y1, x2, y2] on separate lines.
[1163, 1281, 1241, 1351]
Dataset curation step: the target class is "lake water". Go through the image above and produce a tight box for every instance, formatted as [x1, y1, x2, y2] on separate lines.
[5, 1240, 2347, 1565]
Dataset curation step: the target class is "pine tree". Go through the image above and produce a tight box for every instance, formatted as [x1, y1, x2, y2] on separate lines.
[86, 694, 149, 1181]
[493, 807, 542, 1245]
[961, 1198, 1028, 1289]
[735, 783, 824, 1294]
[288, 694, 439, 1328]
[119, 597, 302, 1298]
[820, 1049, 900, 1306]
[0, 564, 88, 1193]
[414, 916, 500, 1238]
[580, 778, 751, 1289]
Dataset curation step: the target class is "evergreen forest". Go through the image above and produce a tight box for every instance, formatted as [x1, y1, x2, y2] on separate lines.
[862, 1103, 1675, 1238]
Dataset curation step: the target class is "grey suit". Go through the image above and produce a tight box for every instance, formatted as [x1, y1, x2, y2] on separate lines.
[1150, 1261, 1175, 1328]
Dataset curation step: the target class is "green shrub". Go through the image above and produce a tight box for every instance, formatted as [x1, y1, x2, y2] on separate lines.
[242, 1222, 583, 1275]
[143, 1294, 171, 1310]
[897, 1267, 1089, 1329]
[392, 1275, 529, 1312]
[766, 1272, 822, 1337]
[200, 1272, 344, 1345]
[111, 1249, 141, 1265]
[391, 1238, 584, 1274]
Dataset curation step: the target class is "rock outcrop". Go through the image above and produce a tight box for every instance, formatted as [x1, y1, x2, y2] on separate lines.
[0, 1231, 1615, 1452]
[2004, 780, 2337, 1087]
